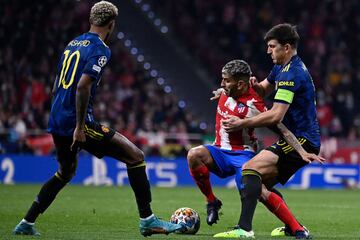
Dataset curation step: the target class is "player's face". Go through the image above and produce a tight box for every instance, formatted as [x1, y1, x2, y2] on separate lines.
[267, 39, 287, 65]
[221, 72, 241, 97]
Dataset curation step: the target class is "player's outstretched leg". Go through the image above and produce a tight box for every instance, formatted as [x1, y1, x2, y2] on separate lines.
[13, 171, 70, 236]
[189, 164, 222, 225]
[127, 165, 183, 236]
[261, 188, 310, 238]
[139, 214, 185, 236]
[187, 146, 222, 225]
[13, 220, 40, 236]
[213, 169, 261, 238]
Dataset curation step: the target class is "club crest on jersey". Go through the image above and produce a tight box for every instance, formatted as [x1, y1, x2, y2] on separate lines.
[98, 56, 107, 67]
[237, 103, 246, 113]
[101, 125, 110, 133]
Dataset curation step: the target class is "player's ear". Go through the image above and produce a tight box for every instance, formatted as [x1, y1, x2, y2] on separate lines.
[108, 20, 115, 30]
[237, 80, 244, 89]
[284, 43, 291, 52]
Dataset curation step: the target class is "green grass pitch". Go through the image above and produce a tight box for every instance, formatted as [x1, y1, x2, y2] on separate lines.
[0, 185, 359, 239]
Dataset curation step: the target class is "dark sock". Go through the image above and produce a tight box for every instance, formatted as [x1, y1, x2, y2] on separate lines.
[189, 165, 216, 202]
[24, 173, 67, 223]
[127, 165, 152, 218]
[238, 169, 262, 231]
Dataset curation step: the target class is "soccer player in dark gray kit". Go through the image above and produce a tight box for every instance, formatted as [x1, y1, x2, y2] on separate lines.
[13, 1, 184, 237]
[215, 23, 324, 239]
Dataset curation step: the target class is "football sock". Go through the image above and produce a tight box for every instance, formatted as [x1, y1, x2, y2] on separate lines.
[140, 213, 154, 221]
[261, 192, 304, 234]
[21, 219, 34, 225]
[270, 187, 284, 199]
[238, 169, 262, 231]
[127, 164, 153, 218]
[24, 172, 68, 223]
[189, 165, 216, 202]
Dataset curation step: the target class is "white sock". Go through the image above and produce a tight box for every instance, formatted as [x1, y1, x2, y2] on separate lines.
[22, 219, 35, 225]
[140, 214, 154, 221]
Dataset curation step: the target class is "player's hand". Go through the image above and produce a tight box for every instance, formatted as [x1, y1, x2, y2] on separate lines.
[250, 76, 263, 96]
[71, 126, 86, 152]
[300, 152, 326, 164]
[210, 88, 224, 101]
[221, 115, 244, 132]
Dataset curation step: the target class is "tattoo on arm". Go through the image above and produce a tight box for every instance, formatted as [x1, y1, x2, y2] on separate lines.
[276, 123, 305, 154]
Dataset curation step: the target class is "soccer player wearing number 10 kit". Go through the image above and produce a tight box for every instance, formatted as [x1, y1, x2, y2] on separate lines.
[13, 1, 184, 237]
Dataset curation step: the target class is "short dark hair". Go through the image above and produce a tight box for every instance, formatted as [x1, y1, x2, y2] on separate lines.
[264, 23, 300, 48]
[222, 59, 252, 82]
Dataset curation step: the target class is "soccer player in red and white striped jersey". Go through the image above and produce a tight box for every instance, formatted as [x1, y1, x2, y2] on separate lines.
[187, 59, 320, 237]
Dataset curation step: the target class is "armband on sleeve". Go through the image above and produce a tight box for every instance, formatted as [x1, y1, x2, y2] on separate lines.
[274, 89, 294, 103]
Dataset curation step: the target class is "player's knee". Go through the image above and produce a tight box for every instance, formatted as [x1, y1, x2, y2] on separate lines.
[187, 147, 203, 167]
[129, 148, 145, 166]
[136, 149, 145, 162]
[57, 169, 75, 182]
[243, 161, 257, 171]
[59, 164, 77, 182]
[187, 148, 197, 162]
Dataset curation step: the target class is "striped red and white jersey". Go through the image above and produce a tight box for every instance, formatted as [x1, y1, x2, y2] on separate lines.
[214, 87, 266, 151]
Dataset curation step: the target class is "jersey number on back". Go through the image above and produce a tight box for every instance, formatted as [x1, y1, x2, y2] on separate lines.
[58, 50, 80, 89]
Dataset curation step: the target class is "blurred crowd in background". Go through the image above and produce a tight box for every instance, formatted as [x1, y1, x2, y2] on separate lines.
[0, 0, 359, 157]
[150, 0, 360, 139]
[0, 0, 208, 156]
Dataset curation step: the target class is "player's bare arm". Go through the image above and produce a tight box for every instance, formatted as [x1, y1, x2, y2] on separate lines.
[275, 123, 325, 164]
[222, 102, 289, 132]
[71, 74, 93, 151]
[250, 77, 274, 98]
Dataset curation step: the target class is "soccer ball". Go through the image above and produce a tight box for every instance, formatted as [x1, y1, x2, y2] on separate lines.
[170, 207, 200, 234]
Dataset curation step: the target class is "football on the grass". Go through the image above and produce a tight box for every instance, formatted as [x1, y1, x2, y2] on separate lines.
[170, 207, 200, 234]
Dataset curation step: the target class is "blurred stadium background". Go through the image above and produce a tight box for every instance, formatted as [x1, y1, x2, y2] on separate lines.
[1, 0, 360, 239]
[1, 0, 359, 187]
[0, 0, 360, 188]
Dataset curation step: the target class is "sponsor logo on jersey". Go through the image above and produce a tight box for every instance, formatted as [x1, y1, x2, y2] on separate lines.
[217, 106, 229, 118]
[278, 81, 295, 87]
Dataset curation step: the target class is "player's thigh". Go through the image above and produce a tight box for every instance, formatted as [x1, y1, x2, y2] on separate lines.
[187, 145, 217, 170]
[80, 122, 143, 166]
[243, 149, 279, 178]
[105, 131, 144, 166]
[52, 135, 78, 175]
